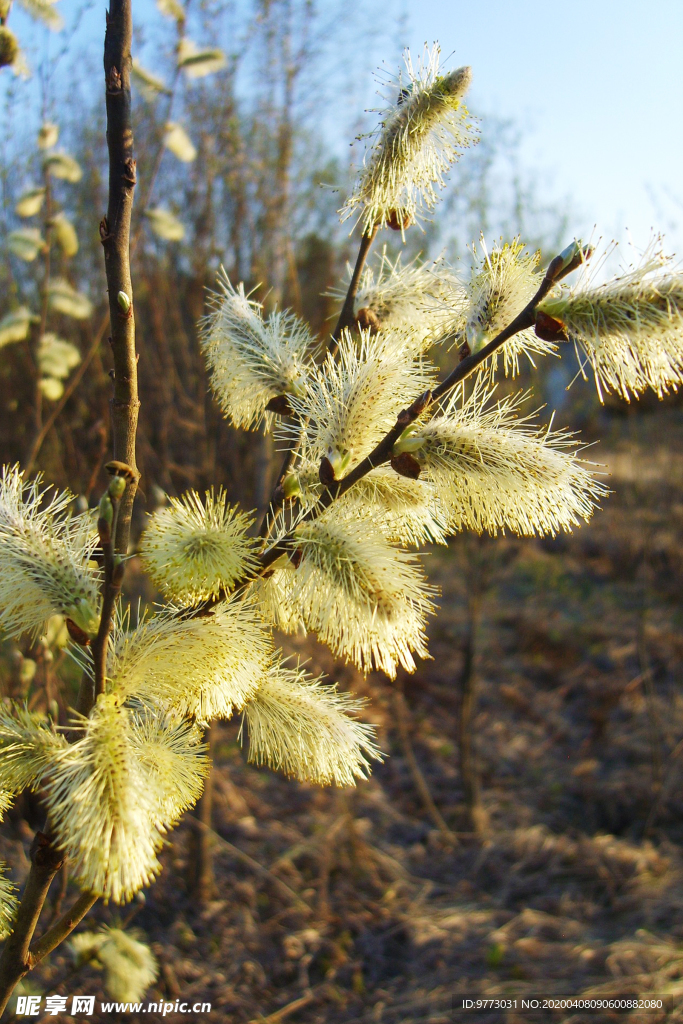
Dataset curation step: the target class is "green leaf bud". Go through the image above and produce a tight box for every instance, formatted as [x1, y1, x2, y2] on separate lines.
[99, 494, 114, 525]
[108, 475, 126, 501]
[283, 474, 301, 499]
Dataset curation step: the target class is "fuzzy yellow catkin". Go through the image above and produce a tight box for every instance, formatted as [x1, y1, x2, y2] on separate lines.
[462, 238, 556, 377]
[0, 864, 17, 939]
[140, 488, 258, 603]
[201, 270, 315, 429]
[269, 509, 435, 677]
[0, 465, 100, 639]
[284, 328, 434, 474]
[71, 927, 158, 1003]
[241, 659, 381, 786]
[45, 696, 164, 904]
[341, 44, 478, 233]
[401, 382, 606, 537]
[130, 712, 209, 828]
[294, 460, 449, 547]
[538, 253, 683, 401]
[107, 597, 272, 724]
[0, 704, 67, 795]
[97, 928, 158, 1003]
[339, 250, 467, 352]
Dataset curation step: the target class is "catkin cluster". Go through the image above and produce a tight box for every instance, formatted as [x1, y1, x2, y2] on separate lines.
[1, 42, 681, 936]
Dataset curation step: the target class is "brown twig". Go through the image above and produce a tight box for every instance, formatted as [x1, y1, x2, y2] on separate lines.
[246, 986, 322, 1024]
[27, 891, 98, 967]
[101, 3, 140, 554]
[187, 244, 589, 613]
[0, 833, 64, 1014]
[329, 226, 378, 351]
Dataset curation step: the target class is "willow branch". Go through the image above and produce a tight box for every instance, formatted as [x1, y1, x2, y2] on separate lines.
[102, 0, 139, 555]
[28, 891, 98, 967]
[253, 245, 587, 567]
[191, 244, 586, 611]
[328, 225, 378, 352]
[0, 12, 140, 1007]
[0, 834, 64, 1016]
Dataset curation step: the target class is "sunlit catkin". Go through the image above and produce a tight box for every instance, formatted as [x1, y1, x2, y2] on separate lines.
[399, 383, 605, 536]
[0, 704, 67, 795]
[462, 238, 554, 377]
[286, 329, 434, 474]
[347, 251, 466, 352]
[0, 865, 17, 939]
[241, 659, 381, 786]
[130, 711, 209, 829]
[201, 270, 316, 428]
[341, 45, 477, 233]
[45, 696, 163, 904]
[0, 466, 100, 639]
[108, 598, 272, 723]
[281, 510, 435, 677]
[140, 489, 258, 603]
[538, 248, 683, 400]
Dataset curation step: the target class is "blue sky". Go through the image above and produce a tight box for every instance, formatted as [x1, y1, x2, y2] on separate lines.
[6, 0, 683, 253]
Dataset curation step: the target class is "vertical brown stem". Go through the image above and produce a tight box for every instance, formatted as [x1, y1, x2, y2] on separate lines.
[328, 226, 378, 353]
[102, 0, 140, 554]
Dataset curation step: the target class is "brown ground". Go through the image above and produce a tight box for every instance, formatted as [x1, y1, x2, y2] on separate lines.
[3, 407, 683, 1024]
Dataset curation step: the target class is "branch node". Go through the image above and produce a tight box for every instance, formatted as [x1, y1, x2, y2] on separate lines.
[122, 157, 137, 186]
[106, 65, 122, 93]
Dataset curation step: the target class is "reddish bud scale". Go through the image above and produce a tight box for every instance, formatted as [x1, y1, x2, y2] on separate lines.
[356, 307, 382, 333]
[535, 310, 569, 342]
[391, 452, 422, 479]
[386, 210, 414, 232]
[97, 517, 112, 546]
[265, 395, 294, 416]
[319, 456, 336, 486]
[66, 619, 91, 646]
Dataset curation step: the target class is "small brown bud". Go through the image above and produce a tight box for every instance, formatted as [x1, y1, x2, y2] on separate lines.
[105, 460, 136, 482]
[97, 517, 111, 546]
[458, 339, 472, 362]
[66, 618, 91, 646]
[391, 452, 421, 479]
[535, 310, 569, 342]
[266, 394, 293, 416]
[319, 456, 336, 486]
[356, 307, 381, 333]
[386, 209, 414, 232]
[288, 547, 303, 569]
